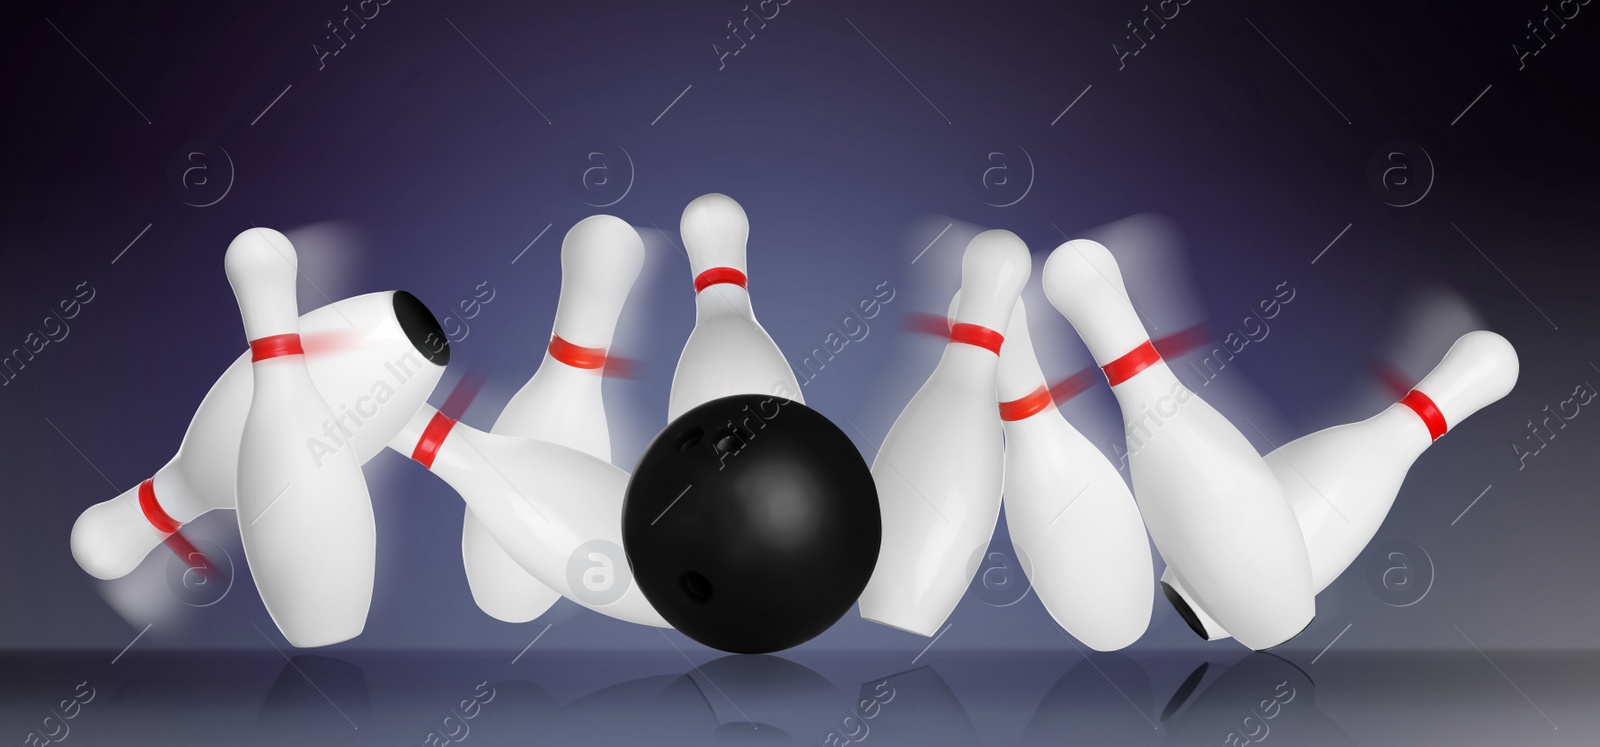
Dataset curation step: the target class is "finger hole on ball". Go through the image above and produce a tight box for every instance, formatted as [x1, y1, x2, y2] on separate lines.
[675, 427, 704, 452]
[713, 427, 746, 456]
[680, 571, 714, 603]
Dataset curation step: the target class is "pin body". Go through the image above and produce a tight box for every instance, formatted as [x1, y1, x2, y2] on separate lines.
[858, 230, 1030, 636]
[393, 406, 668, 627]
[1165, 331, 1518, 641]
[669, 194, 803, 420]
[996, 297, 1153, 651]
[70, 292, 448, 581]
[228, 228, 377, 648]
[463, 216, 645, 623]
[1043, 239, 1313, 650]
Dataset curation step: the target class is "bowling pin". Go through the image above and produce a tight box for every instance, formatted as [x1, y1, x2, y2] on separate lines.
[858, 229, 1030, 636]
[993, 295, 1153, 651]
[463, 215, 646, 623]
[1164, 331, 1518, 641]
[668, 194, 803, 420]
[227, 227, 377, 647]
[1042, 238, 1313, 650]
[71, 291, 449, 580]
[389, 405, 669, 627]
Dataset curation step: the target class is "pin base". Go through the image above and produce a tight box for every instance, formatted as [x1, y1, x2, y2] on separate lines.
[392, 291, 450, 366]
[1258, 617, 1315, 652]
[859, 613, 939, 637]
[1162, 580, 1211, 641]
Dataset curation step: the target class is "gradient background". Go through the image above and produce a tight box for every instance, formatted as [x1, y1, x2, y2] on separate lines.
[2, 0, 1596, 744]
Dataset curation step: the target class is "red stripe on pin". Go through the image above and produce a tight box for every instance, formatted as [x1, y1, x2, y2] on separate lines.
[549, 336, 607, 370]
[950, 323, 1004, 355]
[138, 478, 181, 534]
[1103, 340, 1160, 386]
[1000, 385, 1053, 421]
[250, 333, 304, 361]
[1400, 390, 1448, 441]
[412, 411, 458, 469]
[694, 267, 748, 293]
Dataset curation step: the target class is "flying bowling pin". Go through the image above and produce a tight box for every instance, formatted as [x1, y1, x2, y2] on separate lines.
[71, 291, 448, 580]
[463, 215, 646, 623]
[228, 227, 377, 647]
[994, 295, 1154, 651]
[1164, 330, 1519, 641]
[1042, 238, 1313, 650]
[668, 194, 803, 420]
[857, 229, 1030, 636]
[390, 405, 669, 627]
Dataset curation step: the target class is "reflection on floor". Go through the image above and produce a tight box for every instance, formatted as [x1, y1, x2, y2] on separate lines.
[1, 649, 1587, 745]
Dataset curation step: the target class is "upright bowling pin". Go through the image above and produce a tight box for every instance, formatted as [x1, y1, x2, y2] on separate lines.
[858, 229, 1030, 635]
[1042, 239, 1313, 650]
[227, 228, 376, 647]
[462, 215, 646, 622]
[391, 405, 668, 627]
[1164, 331, 1518, 641]
[71, 291, 448, 580]
[668, 194, 803, 420]
[995, 296, 1154, 651]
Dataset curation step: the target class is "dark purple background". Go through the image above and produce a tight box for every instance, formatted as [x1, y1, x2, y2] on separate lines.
[2, 0, 1595, 664]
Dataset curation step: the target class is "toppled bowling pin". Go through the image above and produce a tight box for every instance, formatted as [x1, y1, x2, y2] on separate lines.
[70, 291, 448, 581]
[1042, 238, 1313, 650]
[1164, 331, 1518, 641]
[392, 406, 668, 628]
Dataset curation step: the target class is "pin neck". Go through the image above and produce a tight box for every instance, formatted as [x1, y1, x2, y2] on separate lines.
[249, 333, 304, 362]
[1102, 340, 1160, 386]
[411, 411, 458, 469]
[694, 267, 748, 293]
[949, 323, 1004, 355]
[548, 335, 607, 370]
[138, 478, 181, 534]
[1399, 390, 1448, 441]
[999, 385, 1053, 421]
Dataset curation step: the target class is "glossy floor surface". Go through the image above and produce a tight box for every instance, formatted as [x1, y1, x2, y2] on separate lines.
[3, 649, 1586, 746]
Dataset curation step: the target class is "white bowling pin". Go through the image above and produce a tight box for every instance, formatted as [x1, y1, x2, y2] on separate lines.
[857, 229, 1030, 636]
[463, 215, 646, 623]
[668, 194, 803, 420]
[1042, 239, 1313, 650]
[390, 405, 668, 627]
[70, 291, 448, 580]
[1164, 331, 1518, 640]
[227, 227, 377, 647]
[994, 295, 1154, 651]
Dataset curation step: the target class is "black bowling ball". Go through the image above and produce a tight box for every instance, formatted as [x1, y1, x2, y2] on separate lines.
[623, 394, 880, 653]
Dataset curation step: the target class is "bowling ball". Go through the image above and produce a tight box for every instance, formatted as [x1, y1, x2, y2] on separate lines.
[623, 393, 880, 653]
